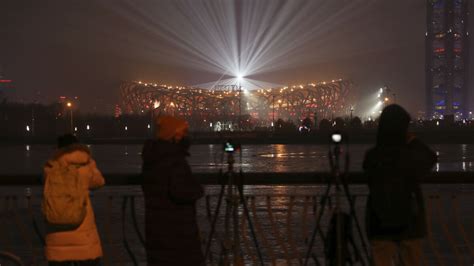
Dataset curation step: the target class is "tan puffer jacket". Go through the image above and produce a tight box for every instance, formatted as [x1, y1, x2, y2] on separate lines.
[44, 144, 105, 261]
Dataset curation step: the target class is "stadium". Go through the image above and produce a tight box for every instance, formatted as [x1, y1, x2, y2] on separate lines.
[120, 79, 352, 131]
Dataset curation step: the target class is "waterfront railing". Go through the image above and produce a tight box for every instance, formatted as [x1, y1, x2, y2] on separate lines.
[0, 172, 473, 265]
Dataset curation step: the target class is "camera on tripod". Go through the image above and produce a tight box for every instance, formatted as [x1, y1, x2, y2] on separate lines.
[223, 139, 240, 153]
[304, 129, 370, 266]
[330, 131, 343, 144]
[205, 139, 264, 265]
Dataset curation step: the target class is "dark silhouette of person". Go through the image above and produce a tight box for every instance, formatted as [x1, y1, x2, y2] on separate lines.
[363, 104, 436, 266]
[141, 115, 204, 266]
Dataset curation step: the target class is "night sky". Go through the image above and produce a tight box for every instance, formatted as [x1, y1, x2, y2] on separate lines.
[1, 0, 472, 115]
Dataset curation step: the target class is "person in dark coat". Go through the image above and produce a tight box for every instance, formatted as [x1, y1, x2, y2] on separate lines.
[363, 104, 436, 266]
[141, 115, 205, 266]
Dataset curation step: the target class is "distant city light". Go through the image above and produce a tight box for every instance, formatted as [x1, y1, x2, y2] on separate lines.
[147, 124, 151, 129]
[125, 126, 128, 131]
[86, 125, 90, 130]
[26, 125, 30, 132]
[66, 102, 72, 108]
[74, 127, 78, 132]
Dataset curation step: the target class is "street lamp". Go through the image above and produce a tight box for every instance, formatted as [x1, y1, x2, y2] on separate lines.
[150, 100, 160, 130]
[66, 102, 73, 133]
[350, 106, 354, 120]
[272, 94, 275, 130]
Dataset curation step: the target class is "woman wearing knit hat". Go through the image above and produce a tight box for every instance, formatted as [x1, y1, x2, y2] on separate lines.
[141, 115, 205, 265]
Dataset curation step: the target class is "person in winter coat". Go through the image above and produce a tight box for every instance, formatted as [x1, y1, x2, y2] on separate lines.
[363, 105, 437, 266]
[141, 115, 205, 266]
[44, 134, 105, 266]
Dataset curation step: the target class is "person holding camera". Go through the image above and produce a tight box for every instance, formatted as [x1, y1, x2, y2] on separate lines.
[363, 104, 436, 266]
[141, 115, 204, 265]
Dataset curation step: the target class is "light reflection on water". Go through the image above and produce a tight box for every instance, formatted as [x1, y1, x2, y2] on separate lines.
[1, 144, 473, 264]
[0, 143, 474, 174]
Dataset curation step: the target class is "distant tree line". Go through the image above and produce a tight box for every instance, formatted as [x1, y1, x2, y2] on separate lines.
[1, 101, 474, 140]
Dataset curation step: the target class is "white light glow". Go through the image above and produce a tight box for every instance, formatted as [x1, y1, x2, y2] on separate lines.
[361, 88, 386, 119]
[104, 0, 379, 88]
[194, 77, 282, 90]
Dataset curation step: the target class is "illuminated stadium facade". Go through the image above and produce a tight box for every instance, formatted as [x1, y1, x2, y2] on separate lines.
[120, 80, 352, 130]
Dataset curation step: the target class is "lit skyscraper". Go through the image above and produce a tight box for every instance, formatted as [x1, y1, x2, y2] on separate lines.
[426, 0, 470, 119]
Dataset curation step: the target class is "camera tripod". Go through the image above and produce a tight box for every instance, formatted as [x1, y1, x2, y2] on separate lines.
[204, 147, 264, 265]
[303, 139, 371, 266]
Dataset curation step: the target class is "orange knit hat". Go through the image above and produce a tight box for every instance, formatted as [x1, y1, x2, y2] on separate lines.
[155, 115, 188, 141]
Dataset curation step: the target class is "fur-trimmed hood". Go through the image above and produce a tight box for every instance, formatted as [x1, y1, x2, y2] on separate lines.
[51, 144, 91, 166]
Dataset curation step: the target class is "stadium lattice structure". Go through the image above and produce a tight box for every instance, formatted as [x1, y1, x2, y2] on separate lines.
[120, 79, 352, 130]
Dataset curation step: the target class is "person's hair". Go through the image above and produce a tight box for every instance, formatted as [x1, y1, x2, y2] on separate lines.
[57, 134, 79, 148]
[376, 104, 410, 147]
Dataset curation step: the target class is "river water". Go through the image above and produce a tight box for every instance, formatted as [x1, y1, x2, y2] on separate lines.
[2, 143, 474, 174]
[0, 143, 473, 265]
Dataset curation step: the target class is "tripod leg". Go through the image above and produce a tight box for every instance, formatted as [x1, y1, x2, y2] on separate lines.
[348, 233, 362, 266]
[303, 180, 333, 266]
[204, 182, 227, 261]
[237, 184, 265, 266]
[311, 253, 323, 266]
[341, 177, 371, 265]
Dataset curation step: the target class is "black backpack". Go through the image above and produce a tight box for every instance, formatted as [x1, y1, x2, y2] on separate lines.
[367, 149, 417, 229]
